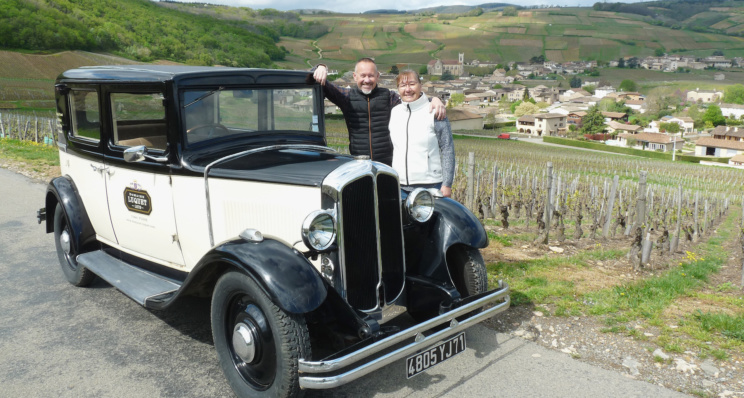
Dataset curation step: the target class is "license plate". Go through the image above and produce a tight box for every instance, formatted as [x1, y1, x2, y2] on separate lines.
[406, 332, 466, 379]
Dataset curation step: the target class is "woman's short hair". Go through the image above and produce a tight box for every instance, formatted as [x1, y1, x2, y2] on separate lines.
[396, 70, 420, 87]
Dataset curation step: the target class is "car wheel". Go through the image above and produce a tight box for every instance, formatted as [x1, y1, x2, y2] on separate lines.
[53, 203, 95, 287]
[211, 271, 310, 398]
[448, 246, 488, 297]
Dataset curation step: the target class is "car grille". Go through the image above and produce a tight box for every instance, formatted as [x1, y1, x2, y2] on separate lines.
[330, 162, 405, 312]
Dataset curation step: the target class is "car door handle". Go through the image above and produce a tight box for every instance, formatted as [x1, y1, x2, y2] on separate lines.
[90, 164, 111, 175]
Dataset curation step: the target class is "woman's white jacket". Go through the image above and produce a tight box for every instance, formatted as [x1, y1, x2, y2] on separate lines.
[389, 93, 455, 186]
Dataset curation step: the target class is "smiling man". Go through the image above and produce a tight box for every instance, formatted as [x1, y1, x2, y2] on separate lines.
[313, 58, 445, 166]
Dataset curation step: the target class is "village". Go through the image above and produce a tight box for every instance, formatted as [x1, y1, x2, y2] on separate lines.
[325, 52, 744, 168]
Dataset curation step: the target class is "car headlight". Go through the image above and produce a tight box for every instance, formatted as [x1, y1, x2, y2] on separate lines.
[405, 188, 434, 223]
[301, 210, 336, 251]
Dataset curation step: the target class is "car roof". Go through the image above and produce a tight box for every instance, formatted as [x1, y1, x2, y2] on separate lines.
[56, 65, 312, 85]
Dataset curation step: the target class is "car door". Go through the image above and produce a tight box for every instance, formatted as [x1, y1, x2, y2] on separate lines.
[102, 88, 185, 268]
[61, 87, 117, 243]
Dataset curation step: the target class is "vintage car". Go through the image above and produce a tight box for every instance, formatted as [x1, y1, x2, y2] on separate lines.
[37, 65, 510, 397]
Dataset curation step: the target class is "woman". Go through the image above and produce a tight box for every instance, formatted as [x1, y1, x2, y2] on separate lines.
[389, 70, 455, 197]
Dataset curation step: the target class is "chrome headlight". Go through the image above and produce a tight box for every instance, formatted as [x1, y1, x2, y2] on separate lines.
[301, 210, 336, 251]
[405, 188, 434, 223]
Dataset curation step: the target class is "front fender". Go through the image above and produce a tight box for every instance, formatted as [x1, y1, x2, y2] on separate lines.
[44, 176, 97, 250]
[404, 197, 487, 281]
[188, 237, 327, 314]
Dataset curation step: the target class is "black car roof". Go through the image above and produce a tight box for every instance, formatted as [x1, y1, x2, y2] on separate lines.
[56, 65, 313, 86]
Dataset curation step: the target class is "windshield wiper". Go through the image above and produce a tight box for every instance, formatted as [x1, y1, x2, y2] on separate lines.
[184, 86, 224, 108]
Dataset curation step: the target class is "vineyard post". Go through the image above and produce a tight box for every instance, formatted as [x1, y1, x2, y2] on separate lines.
[491, 163, 498, 214]
[671, 185, 682, 253]
[602, 175, 619, 238]
[693, 191, 699, 242]
[35, 116, 39, 143]
[466, 152, 475, 212]
[636, 171, 648, 235]
[0, 113, 4, 137]
[540, 162, 553, 245]
[704, 199, 709, 236]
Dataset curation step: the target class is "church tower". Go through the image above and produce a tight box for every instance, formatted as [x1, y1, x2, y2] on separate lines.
[459, 53, 465, 65]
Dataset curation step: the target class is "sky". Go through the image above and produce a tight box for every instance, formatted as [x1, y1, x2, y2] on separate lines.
[159, 0, 638, 15]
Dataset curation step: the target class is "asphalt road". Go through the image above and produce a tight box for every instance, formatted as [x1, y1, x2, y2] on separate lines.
[0, 167, 690, 398]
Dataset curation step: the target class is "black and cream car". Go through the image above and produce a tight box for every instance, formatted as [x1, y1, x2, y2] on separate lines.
[38, 65, 510, 398]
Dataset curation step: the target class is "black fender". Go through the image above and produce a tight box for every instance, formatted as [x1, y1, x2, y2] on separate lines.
[43, 176, 97, 252]
[404, 196, 488, 282]
[182, 237, 327, 315]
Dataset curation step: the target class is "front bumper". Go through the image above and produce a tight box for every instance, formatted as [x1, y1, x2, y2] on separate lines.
[298, 281, 510, 389]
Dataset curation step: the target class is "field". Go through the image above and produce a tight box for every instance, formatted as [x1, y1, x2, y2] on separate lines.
[278, 7, 744, 73]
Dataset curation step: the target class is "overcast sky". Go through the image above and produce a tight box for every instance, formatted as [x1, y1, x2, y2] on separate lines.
[160, 0, 629, 14]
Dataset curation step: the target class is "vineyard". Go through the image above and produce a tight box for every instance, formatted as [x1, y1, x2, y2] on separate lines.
[328, 120, 744, 275]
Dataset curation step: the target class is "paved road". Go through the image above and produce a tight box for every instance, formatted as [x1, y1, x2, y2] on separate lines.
[0, 167, 690, 398]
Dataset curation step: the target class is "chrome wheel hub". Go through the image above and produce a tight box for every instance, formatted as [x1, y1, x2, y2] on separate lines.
[232, 322, 256, 363]
[59, 230, 71, 255]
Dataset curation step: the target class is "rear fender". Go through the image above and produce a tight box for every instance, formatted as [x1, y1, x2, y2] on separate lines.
[44, 176, 97, 251]
[185, 237, 327, 314]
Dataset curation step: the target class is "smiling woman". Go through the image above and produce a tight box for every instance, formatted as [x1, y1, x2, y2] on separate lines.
[389, 69, 455, 198]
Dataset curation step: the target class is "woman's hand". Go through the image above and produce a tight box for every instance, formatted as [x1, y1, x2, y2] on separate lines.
[441, 186, 452, 198]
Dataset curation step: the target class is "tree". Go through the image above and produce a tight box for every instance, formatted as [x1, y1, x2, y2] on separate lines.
[627, 57, 639, 69]
[703, 105, 725, 127]
[659, 122, 680, 135]
[654, 48, 665, 57]
[584, 85, 595, 95]
[713, 50, 724, 56]
[580, 106, 606, 135]
[510, 100, 522, 114]
[418, 65, 428, 75]
[569, 76, 582, 88]
[441, 70, 454, 81]
[723, 84, 744, 105]
[523, 87, 530, 101]
[529, 54, 545, 64]
[449, 93, 465, 107]
[687, 104, 704, 129]
[502, 6, 517, 16]
[617, 58, 625, 68]
[619, 79, 638, 92]
[389, 65, 399, 75]
[514, 102, 540, 117]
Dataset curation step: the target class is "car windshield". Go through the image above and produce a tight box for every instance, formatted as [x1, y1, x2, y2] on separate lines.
[182, 87, 320, 145]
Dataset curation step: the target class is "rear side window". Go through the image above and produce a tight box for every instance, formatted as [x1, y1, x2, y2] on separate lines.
[69, 90, 100, 142]
[111, 92, 167, 150]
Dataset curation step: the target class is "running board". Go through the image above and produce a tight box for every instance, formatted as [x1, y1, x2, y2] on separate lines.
[77, 250, 181, 308]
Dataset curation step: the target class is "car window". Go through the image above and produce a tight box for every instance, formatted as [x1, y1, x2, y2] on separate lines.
[183, 88, 319, 146]
[111, 92, 167, 151]
[69, 90, 101, 142]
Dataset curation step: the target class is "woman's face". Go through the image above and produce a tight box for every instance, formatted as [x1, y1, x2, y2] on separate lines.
[398, 76, 421, 103]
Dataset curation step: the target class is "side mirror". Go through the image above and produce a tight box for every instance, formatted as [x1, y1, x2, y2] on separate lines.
[124, 145, 168, 163]
[124, 145, 146, 163]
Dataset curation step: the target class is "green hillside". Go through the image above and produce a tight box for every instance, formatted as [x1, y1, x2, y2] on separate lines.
[0, 0, 317, 67]
[285, 6, 744, 72]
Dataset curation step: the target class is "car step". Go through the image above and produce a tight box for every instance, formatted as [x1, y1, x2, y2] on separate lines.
[77, 250, 182, 308]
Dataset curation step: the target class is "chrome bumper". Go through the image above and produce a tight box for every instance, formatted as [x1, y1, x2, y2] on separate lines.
[298, 281, 510, 389]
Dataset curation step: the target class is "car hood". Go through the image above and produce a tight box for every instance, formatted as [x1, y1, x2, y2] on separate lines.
[206, 148, 355, 187]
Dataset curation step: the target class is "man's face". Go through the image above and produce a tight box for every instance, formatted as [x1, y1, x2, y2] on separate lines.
[353, 61, 379, 95]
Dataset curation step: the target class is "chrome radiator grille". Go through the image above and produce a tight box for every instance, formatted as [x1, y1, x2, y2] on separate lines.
[324, 161, 405, 312]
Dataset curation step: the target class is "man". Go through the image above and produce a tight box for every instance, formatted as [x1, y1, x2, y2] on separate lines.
[313, 58, 445, 166]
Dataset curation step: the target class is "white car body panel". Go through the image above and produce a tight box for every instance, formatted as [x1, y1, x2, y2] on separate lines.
[105, 164, 185, 267]
[172, 176, 321, 271]
[59, 150, 117, 243]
